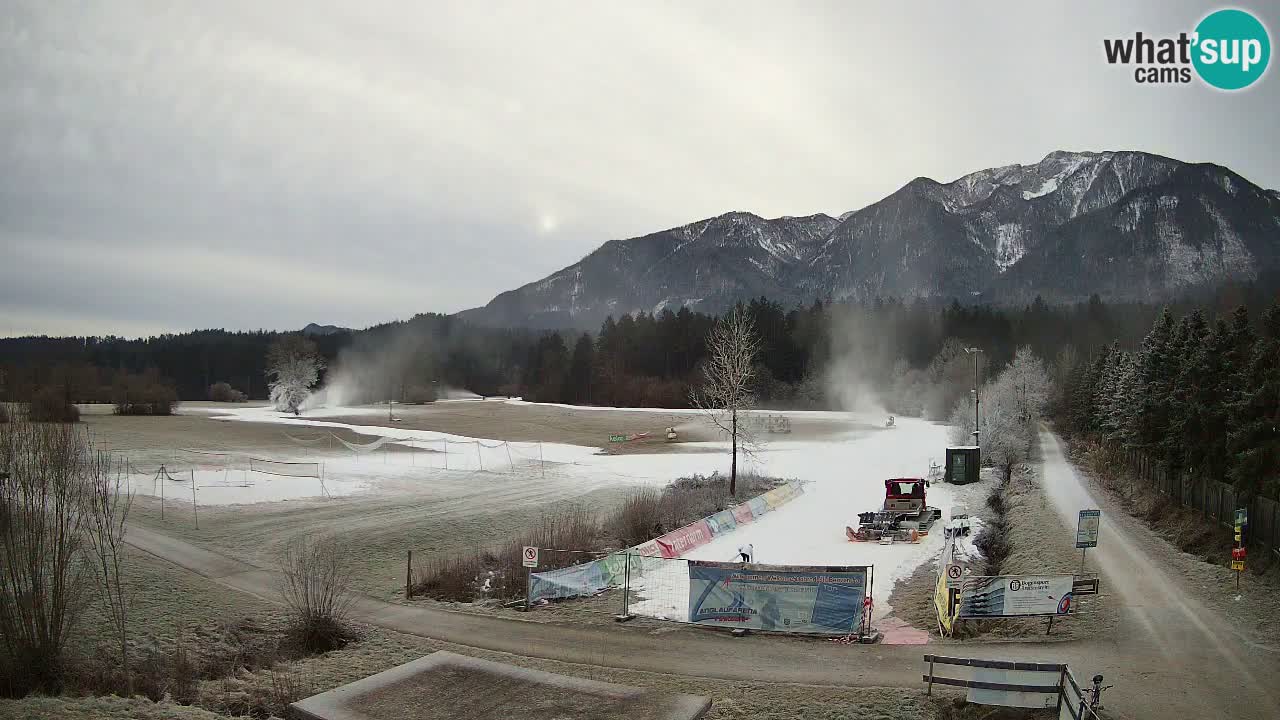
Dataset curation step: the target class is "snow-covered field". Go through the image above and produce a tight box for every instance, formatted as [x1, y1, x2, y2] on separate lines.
[624, 414, 992, 620]
[125, 402, 979, 620]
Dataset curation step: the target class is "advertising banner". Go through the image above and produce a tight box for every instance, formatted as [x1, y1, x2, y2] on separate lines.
[762, 484, 796, 509]
[958, 575, 1075, 618]
[934, 533, 961, 635]
[528, 559, 608, 602]
[687, 561, 868, 634]
[654, 519, 714, 558]
[527, 481, 806, 604]
[706, 509, 737, 535]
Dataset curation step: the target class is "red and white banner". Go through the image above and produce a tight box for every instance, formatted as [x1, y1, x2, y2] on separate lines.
[655, 519, 714, 558]
[731, 503, 754, 525]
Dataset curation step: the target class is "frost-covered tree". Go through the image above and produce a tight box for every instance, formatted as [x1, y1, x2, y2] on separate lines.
[266, 335, 325, 415]
[691, 307, 760, 496]
[983, 377, 1031, 483]
[947, 397, 976, 446]
[973, 347, 1053, 483]
[1005, 346, 1051, 427]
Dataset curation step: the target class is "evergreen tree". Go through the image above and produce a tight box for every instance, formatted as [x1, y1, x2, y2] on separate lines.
[1133, 308, 1176, 452]
[1228, 303, 1280, 497]
[566, 333, 594, 404]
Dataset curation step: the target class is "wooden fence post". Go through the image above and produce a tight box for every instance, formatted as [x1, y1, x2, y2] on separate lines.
[406, 550, 413, 600]
[1272, 500, 1279, 559]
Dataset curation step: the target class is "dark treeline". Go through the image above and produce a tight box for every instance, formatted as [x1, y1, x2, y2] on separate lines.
[1056, 301, 1280, 501]
[2, 281, 1276, 419]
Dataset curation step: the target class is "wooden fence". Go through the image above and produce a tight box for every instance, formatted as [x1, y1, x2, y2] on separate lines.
[1126, 449, 1280, 560]
[922, 654, 1101, 719]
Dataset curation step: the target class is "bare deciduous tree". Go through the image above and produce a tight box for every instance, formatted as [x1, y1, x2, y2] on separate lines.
[83, 452, 134, 695]
[690, 307, 761, 496]
[266, 336, 325, 415]
[277, 534, 354, 652]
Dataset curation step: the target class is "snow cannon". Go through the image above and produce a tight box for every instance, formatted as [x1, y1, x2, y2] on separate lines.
[845, 478, 938, 543]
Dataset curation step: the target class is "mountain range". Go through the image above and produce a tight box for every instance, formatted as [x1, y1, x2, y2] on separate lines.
[460, 151, 1280, 329]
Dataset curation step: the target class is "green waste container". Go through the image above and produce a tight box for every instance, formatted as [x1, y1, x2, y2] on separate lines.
[945, 446, 980, 485]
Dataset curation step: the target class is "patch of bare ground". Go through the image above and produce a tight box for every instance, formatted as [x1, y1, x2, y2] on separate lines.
[310, 401, 864, 453]
[1066, 439, 1280, 646]
[886, 559, 946, 638]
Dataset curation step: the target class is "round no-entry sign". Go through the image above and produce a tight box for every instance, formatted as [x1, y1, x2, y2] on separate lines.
[522, 546, 539, 568]
[946, 564, 962, 580]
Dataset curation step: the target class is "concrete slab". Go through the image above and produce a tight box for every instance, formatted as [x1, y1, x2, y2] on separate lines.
[288, 651, 711, 720]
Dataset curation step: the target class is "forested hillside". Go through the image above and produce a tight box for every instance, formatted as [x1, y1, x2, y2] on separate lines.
[1057, 303, 1280, 500]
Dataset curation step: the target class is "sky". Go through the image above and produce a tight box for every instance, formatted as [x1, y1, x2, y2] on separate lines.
[3, 1, 1278, 337]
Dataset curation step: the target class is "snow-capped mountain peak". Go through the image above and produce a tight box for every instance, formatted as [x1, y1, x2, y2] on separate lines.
[461, 151, 1280, 328]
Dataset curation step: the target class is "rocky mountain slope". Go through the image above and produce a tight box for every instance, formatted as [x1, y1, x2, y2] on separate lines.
[462, 151, 1280, 328]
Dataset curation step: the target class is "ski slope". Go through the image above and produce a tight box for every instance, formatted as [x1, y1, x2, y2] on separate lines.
[626, 413, 991, 620]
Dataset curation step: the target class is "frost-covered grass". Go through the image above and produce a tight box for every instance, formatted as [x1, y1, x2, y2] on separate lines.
[74, 546, 272, 653]
[0, 696, 252, 720]
[186, 621, 1010, 720]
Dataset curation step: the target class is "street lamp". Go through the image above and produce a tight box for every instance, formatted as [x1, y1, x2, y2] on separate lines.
[964, 348, 983, 447]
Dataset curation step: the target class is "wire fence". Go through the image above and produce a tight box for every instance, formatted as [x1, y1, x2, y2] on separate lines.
[279, 428, 547, 475]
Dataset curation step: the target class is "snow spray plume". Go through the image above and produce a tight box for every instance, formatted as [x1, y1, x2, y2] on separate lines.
[301, 315, 503, 410]
[821, 305, 894, 415]
[304, 323, 439, 410]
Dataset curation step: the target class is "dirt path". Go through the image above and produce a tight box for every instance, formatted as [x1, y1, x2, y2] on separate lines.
[1037, 429, 1280, 719]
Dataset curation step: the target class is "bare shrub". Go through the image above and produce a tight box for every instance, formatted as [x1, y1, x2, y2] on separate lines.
[0, 420, 95, 695]
[112, 371, 179, 416]
[208, 382, 248, 403]
[975, 488, 1011, 576]
[277, 534, 355, 652]
[416, 555, 487, 601]
[414, 505, 601, 601]
[27, 386, 79, 423]
[83, 453, 134, 694]
[615, 487, 661, 546]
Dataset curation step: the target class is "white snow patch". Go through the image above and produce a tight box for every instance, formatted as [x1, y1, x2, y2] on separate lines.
[993, 223, 1027, 270]
[628, 416, 969, 622]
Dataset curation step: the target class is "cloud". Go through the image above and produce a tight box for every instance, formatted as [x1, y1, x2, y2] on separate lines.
[2, 0, 1277, 336]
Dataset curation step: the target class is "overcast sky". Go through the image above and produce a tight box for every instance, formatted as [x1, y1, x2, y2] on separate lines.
[3, 1, 1277, 337]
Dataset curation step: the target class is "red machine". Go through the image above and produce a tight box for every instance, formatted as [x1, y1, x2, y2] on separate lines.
[846, 478, 939, 543]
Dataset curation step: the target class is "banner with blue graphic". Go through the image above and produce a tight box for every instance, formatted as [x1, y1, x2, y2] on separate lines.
[687, 561, 869, 634]
[957, 575, 1075, 618]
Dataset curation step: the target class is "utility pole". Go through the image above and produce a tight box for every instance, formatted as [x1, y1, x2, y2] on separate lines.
[965, 347, 983, 448]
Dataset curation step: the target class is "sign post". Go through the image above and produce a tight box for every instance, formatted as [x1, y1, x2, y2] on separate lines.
[522, 546, 538, 611]
[1075, 509, 1101, 573]
[1232, 509, 1247, 592]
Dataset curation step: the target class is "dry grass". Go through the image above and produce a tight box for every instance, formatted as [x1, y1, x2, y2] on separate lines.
[968, 465, 1116, 641]
[183, 619, 1066, 720]
[415, 505, 601, 601]
[0, 695, 253, 720]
